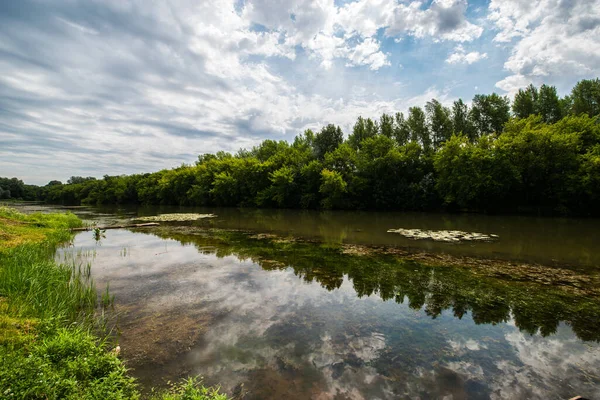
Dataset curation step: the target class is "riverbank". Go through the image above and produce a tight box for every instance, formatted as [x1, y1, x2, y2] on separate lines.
[0, 207, 226, 399]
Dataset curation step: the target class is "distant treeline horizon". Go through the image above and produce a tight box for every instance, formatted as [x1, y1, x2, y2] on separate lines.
[3, 78, 600, 216]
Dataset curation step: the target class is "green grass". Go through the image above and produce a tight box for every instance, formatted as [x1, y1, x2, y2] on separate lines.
[149, 378, 227, 400]
[0, 208, 226, 399]
[1, 328, 139, 399]
[0, 206, 80, 251]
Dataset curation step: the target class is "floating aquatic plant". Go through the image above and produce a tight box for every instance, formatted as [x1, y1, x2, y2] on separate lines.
[92, 227, 106, 243]
[387, 228, 499, 243]
[135, 213, 217, 222]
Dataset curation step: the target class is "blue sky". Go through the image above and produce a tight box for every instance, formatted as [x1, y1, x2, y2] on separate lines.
[1, 0, 599, 184]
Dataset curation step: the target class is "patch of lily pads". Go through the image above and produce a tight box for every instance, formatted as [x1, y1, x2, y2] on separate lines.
[135, 213, 217, 222]
[387, 228, 499, 243]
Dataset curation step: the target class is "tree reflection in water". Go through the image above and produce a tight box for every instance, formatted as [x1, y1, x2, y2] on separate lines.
[147, 228, 600, 343]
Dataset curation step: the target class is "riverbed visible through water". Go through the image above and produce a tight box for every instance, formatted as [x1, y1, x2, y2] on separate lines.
[21, 204, 600, 399]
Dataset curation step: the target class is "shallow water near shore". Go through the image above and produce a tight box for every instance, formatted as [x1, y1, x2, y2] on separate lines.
[45, 205, 600, 399]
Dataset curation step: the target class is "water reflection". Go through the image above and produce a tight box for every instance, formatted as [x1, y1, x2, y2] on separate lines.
[150, 229, 600, 343]
[125, 205, 600, 267]
[58, 227, 600, 399]
[29, 203, 600, 267]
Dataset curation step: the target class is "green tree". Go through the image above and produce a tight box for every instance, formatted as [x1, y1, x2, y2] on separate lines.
[470, 93, 511, 136]
[500, 116, 584, 212]
[0, 177, 26, 199]
[537, 84, 562, 123]
[319, 169, 347, 209]
[434, 134, 519, 211]
[578, 145, 600, 213]
[359, 135, 395, 160]
[407, 107, 431, 150]
[313, 124, 344, 159]
[451, 99, 476, 141]
[323, 143, 358, 181]
[570, 78, 600, 117]
[559, 95, 573, 116]
[379, 113, 394, 138]
[425, 99, 453, 148]
[512, 84, 538, 119]
[293, 129, 315, 152]
[261, 166, 297, 207]
[348, 117, 379, 149]
[210, 171, 239, 206]
[298, 160, 323, 209]
[252, 140, 288, 162]
[67, 176, 97, 185]
[393, 112, 410, 146]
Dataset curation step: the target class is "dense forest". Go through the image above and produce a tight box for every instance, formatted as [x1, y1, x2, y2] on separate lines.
[4, 78, 600, 215]
[0, 177, 43, 201]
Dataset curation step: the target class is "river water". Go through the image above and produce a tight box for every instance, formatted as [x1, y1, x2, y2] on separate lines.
[43, 205, 600, 399]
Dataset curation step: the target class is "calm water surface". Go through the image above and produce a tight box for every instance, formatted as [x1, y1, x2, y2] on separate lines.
[47, 206, 600, 399]
[78, 205, 600, 267]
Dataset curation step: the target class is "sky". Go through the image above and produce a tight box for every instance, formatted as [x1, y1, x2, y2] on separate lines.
[1, 0, 600, 185]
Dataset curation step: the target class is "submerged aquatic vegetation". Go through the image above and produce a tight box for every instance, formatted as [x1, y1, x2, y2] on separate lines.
[0, 208, 227, 399]
[145, 226, 600, 342]
[136, 213, 217, 222]
[387, 228, 499, 242]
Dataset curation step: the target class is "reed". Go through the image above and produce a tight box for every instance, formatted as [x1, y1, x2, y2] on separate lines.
[0, 207, 226, 399]
[0, 243, 97, 323]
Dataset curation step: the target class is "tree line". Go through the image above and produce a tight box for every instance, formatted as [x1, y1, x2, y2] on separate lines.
[0, 177, 41, 201]
[8, 78, 600, 215]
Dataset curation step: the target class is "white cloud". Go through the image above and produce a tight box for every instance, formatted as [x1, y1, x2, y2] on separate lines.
[446, 44, 488, 64]
[489, 329, 600, 399]
[385, 0, 483, 42]
[242, 0, 483, 71]
[336, 0, 396, 38]
[490, 0, 600, 93]
[343, 38, 391, 70]
[495, 74, 531, 96]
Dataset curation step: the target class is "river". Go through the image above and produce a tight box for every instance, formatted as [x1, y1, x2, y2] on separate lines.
[27, 204, 600, 399]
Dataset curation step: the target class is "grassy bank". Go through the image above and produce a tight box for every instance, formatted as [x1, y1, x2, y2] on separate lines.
[0, 207, 226, 399]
